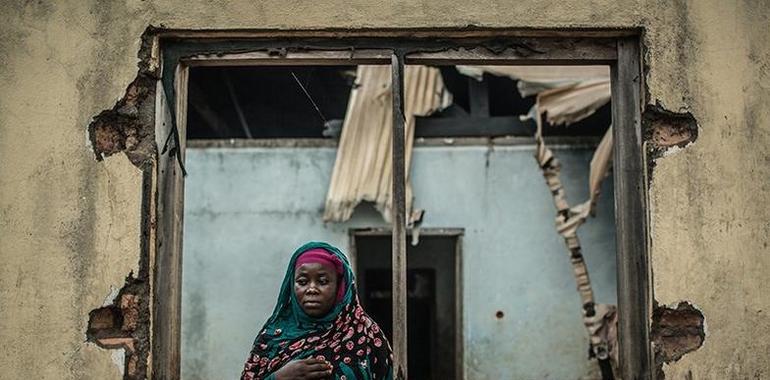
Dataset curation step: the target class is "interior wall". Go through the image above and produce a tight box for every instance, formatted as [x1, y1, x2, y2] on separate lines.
[1, 1, 768, 379]
[181, 144, 617, 379]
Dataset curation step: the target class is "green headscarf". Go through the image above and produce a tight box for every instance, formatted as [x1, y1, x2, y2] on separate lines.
[241, 242, 393, 380]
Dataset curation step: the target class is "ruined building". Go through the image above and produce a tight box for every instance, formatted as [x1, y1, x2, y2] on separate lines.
[0, 1, 768, 379]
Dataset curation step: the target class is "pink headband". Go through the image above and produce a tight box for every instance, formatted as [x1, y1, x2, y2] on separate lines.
[295, 248, 346, 303]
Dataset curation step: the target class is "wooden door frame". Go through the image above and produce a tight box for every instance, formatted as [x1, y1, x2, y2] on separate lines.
[348, 227, 465, 380]
[147, 29, 650, 380]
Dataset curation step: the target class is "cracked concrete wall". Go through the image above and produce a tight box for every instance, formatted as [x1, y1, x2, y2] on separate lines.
[647, 2, 770, 379]
[0, 1, 767, 379]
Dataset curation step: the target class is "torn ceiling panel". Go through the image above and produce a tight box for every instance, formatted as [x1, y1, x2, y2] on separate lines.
[460, 65, 614, 215]
[458, 65, 611, 125]
[325, 65, 611, 224]
[458, 64, 608, 80]
[323, 65, 449, 223]
[535, 79, 612, 126]
[587, 126, 613, 213]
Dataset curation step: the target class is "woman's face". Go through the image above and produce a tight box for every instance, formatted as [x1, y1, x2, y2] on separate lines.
[294, 263, 339, 317]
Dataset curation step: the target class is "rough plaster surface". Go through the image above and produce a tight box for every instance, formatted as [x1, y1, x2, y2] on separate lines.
[648, 2, 770, 379]
[0, 0, 768, 379]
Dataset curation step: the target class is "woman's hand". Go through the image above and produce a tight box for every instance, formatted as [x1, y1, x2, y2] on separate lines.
[273, 358, 334, 380]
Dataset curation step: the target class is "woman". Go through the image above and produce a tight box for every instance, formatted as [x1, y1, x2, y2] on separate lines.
[241, 242, 393, 380]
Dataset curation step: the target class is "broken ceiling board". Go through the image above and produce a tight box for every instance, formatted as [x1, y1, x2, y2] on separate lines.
[323, 65, 449, 223]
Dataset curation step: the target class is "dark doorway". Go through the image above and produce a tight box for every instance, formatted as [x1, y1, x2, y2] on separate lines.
[352, 232, 461, 380]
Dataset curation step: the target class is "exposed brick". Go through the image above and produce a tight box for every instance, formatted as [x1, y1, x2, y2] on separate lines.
[85, 26, 157, 380]
[120, 294, 140, 332]
[651, 120, 695, 147]
[97, 337, 136, 352]
[88, 74, 157, 169]
[127, 354, 139, 377]
[651, 301, 706, 379]
[88, 306, 121, 331]
[643, 105, 698, 149]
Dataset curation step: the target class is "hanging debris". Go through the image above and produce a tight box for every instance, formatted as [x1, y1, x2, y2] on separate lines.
[323, 65, 450, 223]
[528, 90, 618, 378]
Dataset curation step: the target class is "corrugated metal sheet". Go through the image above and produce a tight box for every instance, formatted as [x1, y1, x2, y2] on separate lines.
[323, 65, 448, 222]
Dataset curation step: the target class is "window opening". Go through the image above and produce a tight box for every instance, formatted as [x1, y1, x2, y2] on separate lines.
[180, 61, 618, 380]
[156, 34, 649, 380]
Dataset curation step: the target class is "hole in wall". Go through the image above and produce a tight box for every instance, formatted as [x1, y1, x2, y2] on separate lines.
[643, 104, 698, 151]
[651, 301, 706, 379]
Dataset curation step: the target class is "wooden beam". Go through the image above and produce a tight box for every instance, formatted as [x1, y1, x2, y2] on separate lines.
[186, 138, 338, 149]
[414, 116, 534, 137]
[165, 36, 618, 69]
[151, 64, 188, 380]
[351, 227, 465, 237]
[468, 77, 489, 117]
[156, 28, 641, 40]
[454, 233, 465, 380]
[405, 38, 617, 65]
[182, 49, 391, 67]
[611, 37, 652, 380]
[390, 52, 408, 380]
[184, 135, 603, 149]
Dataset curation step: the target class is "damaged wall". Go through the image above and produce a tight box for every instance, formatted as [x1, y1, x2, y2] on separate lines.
[0, 1, 768, 379]
[0, 2, 146, 379]
[646, 2, 770, 378]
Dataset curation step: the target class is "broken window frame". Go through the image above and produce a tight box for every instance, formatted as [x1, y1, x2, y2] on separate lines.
[147, 30, 650, 380]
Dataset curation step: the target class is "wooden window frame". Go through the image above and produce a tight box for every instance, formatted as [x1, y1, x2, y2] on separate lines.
[148, 30, 650, 380]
